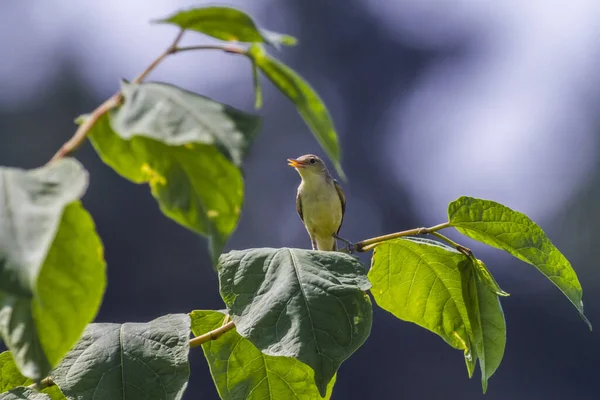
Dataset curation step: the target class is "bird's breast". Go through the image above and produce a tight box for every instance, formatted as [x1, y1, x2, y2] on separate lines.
[299, 181, 343, 237]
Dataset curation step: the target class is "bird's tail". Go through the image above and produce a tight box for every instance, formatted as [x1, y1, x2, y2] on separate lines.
[315, 236, 337, 251]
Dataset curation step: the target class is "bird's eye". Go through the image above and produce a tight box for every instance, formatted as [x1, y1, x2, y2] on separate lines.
[309, 158, 316, 164]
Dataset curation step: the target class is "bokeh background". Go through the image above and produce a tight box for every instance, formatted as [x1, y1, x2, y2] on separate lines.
[2, 0, 600, 399]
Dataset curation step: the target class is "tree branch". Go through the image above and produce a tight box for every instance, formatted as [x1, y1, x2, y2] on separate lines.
[48, 29, 189, 164]
[351, 222, 450, 252]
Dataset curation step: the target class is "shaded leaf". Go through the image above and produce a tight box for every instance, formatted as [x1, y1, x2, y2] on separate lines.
[0, 352, 65, 400]
[190, 310, 336, 399]
[0, 160, 105, 380]
[218, 248, 371, 396]
[112, 81, 262, 167]
[51, 314, 190, 400]
[157, 6, 296, 48]
[448, 196, 590, 329]
[368, 238, 476, 372]
[87, 82, 261, 262]
[0, 387, 50, 400]
[248, 45, 344, 179]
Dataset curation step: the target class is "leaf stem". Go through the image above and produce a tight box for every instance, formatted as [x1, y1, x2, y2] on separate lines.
[354, 222, 450, 252]
[173, 44, 247, 55]
[47, 29, 187, 164]
[429, 231, 473, 257]
[189, 320, 235, 348]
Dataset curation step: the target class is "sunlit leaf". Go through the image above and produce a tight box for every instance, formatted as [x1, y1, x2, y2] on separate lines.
[248, 45, 345, 179]
[448, 196, 591, 329]
[157, 6, 297, 48]
[0, 160, 106, 380]
[218, 248, 371, 396]
[473, 259, 509, 297]
[191, 310, 336, 399]
[51, 314, 190, 400]
[368, 238, 476, 370]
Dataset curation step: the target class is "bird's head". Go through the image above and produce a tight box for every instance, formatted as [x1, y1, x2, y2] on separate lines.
[287, 154, 329, 181]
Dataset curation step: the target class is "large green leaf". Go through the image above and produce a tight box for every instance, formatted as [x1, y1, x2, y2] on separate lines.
[157, 6, 297, 48]
[0, 160, 106, 381]
[87, 83, 261, 262]
[0, 352, 65, 400]
[51, 314, 190, 400]
[190, 310, 336, 399]
[448, 196, 591, 329]
[218, 248, 371, 396]
[248, 45, 345, 179]
[368, 238, 476, 369]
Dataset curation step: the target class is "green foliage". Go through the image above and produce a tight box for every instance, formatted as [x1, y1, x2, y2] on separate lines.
[248, 45, 345, 179]
[0, 160, 105, 381]
[87, 82, 261, 263]
[51, 314, 190, 400]
[448, 196, 591, 329]
[191, 310, 336, 399]
[0, 353, 64, 400]
[218, 248, 371, 396]
[158, 6, 297, 48]
[369, 238, 507, 391]
[0, 4, 591, 399]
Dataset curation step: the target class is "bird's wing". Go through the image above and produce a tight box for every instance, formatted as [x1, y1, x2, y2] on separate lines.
[296, 189, 304, 222]
[334, 179, 346, 234]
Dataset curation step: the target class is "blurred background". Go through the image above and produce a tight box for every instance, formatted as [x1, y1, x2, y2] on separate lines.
[1, 0, 600, 398]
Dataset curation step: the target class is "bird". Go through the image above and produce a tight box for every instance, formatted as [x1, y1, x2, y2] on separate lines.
[287, 154, 350, 251]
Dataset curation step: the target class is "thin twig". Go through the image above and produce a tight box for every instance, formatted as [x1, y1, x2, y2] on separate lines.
[27, 377, 55, 391]
[429, 231, 473, 257]
[174, 44, 246, 55]
[354, 222, 450, 252]
[189, 321, 235, 348]
[47, 29, 187, 164]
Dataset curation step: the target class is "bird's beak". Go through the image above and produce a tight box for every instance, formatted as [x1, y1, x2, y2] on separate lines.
[287, 158, 305, 168]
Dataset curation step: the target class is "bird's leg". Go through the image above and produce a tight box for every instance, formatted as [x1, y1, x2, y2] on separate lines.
[333, 233, 355, 253]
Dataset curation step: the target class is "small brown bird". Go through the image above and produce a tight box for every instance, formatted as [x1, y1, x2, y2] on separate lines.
[288, 154, 347, 251]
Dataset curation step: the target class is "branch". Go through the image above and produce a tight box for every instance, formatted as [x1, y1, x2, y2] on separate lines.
[27, 377, 55, 391]
[189, 320, 235, 348]
[352, 222, 450, 252]
[48, 29, 188, 164]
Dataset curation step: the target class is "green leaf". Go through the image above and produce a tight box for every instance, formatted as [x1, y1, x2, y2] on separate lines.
[157, 6, 297, 48]
[190, 310, 336, 399]
[0, 387, 50, 400]
[0, 352, 65, 400]
[111, 81, 262, 167]
[369, 238, 507, 391]
[473, 259, 509, 297]
[464, 266, 506, 393]
[87, 82, 261, 263]
[0, 352, 27, 392]
[217, 248, 371, 396]
[368, 238, 477, 371]
[248, 45, 345, 179]
[448, 196, 591, 329]
[51, 314, 190, 400]
[0, 159, 106, 381]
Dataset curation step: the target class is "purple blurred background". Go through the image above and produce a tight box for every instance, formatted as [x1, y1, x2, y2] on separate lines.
[2, 0, 600, 398]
